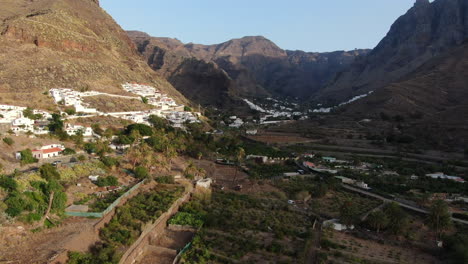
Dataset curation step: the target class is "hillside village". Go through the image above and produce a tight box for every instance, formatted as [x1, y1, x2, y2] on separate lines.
[0, 83, 200, 138]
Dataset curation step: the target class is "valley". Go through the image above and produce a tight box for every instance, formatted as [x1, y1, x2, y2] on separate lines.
[0, 0, 468, 263]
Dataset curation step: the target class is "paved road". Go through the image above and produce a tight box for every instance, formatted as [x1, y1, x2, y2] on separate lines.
[341, 184, 468, 225]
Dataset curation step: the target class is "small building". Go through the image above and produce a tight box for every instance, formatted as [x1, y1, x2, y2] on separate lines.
[322, 157, 337, 163]
[426, 172, 466, 183]
[246, 129, 258, 135]
[88, 175, 100, 182]
[283, 172, 300, 177]
[322, 219, 354, 231]
[335, 176, 356, 185]
[355, 181, 371, 190]
[196, 178, 213, 189]
[32, 144, 65, 159]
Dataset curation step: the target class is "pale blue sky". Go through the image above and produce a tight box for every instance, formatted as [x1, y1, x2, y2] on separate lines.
[101, 0, 417, 52]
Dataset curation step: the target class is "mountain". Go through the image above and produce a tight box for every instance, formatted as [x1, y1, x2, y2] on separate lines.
[340, 40, 468, 150]
[128, 32, 368, 106]
[0, 0, 185, 110]
[318, 0, 468, 104]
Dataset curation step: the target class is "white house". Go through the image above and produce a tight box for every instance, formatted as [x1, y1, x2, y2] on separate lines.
[322, 219, 354, 231]
[32, 144, 65, 159]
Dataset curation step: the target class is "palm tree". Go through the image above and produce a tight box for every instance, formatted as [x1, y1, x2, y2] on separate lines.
[233, 147, 245, 184]
[367, 210, 388, 233]
[428, 200, 452, 239]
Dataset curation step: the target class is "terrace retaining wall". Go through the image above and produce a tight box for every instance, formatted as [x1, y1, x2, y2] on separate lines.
[118, 187, 193, 264]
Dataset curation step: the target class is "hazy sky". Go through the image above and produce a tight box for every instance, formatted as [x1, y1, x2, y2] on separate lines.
[100, 0, 416, 52]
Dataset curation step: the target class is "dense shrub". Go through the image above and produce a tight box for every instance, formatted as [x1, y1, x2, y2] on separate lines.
[95, 176, 118, 187]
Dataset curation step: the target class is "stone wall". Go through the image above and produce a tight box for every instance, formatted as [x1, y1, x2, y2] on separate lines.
[118, 188, 192, 264]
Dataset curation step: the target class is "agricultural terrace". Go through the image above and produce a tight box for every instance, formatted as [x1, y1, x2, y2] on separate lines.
[179, 191, 315, 264]
[68, 184, 184, 264]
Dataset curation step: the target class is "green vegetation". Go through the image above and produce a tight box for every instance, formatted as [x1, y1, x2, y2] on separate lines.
[133, 166, 148, 180]
[39, 164, 61, 181]
[19, 149, 38, 165]
[180, 191, 313, 263]
[62, 148, 76, 155]
[169, 212, 203, 228]
[94, 176, 118, 187]
[68, 185, 184, 263]
[88, 188, 128, 212]
[2, 137, 14, 146]
[64, 107, 76, 116]
[23, 107, 43, 120]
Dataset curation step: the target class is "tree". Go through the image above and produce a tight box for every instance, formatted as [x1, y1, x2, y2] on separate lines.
[125, 124, 153, 137]
[39, 164, 61, 181]
[141, 96, 148, 104]
[384, 202, 408, 235]
[48, 113, 64, 133]
[64, 107, 76, 116]
[233, 147, 245, 183]
[20, 149, 38, 165]
[134, 166, 149, 180]
[0, 176, 18, 192]
[367, 210, 388, 233]
[2, 137, 14, 146]
[339, 200, 359, 227]
[148, 115, 168, 130]
[428, 200, 452, 239]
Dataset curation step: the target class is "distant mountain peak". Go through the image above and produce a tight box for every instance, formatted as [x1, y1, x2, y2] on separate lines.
[414, 0, 430, 6]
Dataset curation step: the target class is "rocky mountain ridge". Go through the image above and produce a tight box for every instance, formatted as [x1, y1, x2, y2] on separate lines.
[128, 31, 369, 106]
[317, 0, 468, 104]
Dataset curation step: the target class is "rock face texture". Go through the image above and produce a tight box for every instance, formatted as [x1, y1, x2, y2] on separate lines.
[128, 32, 368, 106]
[0, 0, 185, 109]
[318, 0, 468, 104]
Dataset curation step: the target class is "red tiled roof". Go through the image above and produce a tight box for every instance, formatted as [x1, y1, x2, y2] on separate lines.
[33, 147, 64, 154]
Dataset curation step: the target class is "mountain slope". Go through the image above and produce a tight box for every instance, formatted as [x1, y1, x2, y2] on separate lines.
[340, 41, 468, 150]
[128, 32, 368, 106]
[0, 0, 185, 110]
[318, 0, 468, 104]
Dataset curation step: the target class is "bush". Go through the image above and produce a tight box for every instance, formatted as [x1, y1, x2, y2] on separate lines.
[0, 176, 18, 192]
[169, 212, 203, 228]
[62, 148, 76, 155]
[125, 124, 153, 137]
[20, 149, 38, 165]
[156, 175, 174, 184]
[39, 164, 61, 181]
[95, 176, 119, 187]
[64, 108, 76, 116]
[134, 166, 149, 179]
[100, 156, 119, 168]
[2, 137, 14, 146]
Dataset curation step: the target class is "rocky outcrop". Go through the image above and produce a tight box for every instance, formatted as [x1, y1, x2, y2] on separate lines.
[318, 0, 468, 104]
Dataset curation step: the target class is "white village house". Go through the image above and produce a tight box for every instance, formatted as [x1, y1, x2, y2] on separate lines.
[32, 144, 65, 159]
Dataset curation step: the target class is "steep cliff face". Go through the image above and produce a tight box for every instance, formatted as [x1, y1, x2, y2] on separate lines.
[129, 32, 367, 106]
[318, 0, 468, 104]
[0, 0, 185, 110]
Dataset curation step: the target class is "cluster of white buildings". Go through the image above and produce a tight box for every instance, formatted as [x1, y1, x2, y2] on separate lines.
[311, 91, 374, 113]
[50, 88, 98, 114]
[243, 99, 308, 125]
[122, 83, 178, 110]
[426, 172, 466, 183]
[0, 104, 51, 135]
[49, 84, 200, 129]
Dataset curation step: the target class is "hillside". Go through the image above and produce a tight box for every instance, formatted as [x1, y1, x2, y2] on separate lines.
[340, 41, 468, 150]
[0, 0, 186, 110]
[317, 0, 468, 104]
[128, 32, 368, 106]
